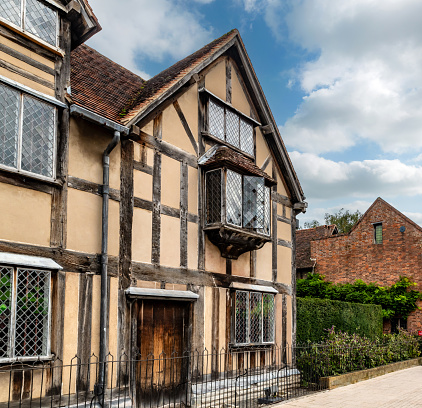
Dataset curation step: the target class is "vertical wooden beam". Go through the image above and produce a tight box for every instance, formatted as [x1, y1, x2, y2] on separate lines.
[197, 78, 206, 270]
[250, 251, 256, 278]
[226, 58, 232, 104]
[77, 273, 93, 391]
[118, 139, 134, 360]
[282, 294, 287, 362]
[211, 288, 220, 375]
[272, 165, 278, 282]
[291, 213, 298, 350]
[226, 259, 232, 276]
[152, 113, 162, 265]
[180, 162, 188, 268]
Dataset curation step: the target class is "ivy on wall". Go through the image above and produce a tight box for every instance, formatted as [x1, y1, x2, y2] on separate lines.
[297, 273, 422, 319]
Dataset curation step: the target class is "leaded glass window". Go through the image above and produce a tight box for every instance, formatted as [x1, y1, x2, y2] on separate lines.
[205, 169, 270, 236]
[234, 291, 275, 345]
[226, 170, 242, 226]
[207, 99, 255, 157]
[374, 223, 382, 244]
[0, 266, 51, 359]
[0, 0, 58, 46]
[0, 83, 56, 179]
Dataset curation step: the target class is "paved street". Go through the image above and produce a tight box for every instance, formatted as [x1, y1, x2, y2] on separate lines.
[275, 366, 422, 407]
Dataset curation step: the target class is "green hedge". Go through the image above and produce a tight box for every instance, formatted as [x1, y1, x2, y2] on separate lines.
[297, 297, 383, 344]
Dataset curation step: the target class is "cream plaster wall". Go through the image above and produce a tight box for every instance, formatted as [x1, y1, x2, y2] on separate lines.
[69, 117, 121, 190]
[275, 294, 283, 345]
[255, 242, 272, 281]
[161, 155, 180, 209]
[277, 221, 292, 242]
[176, 83, 198, 142]
[162, 103, 196, 155]
[160, 215, 180, 268]
[137, 280, 159, 289]
[132, 208, 152, 264]
[277, 246, 292, 285]
[205, 236, 226, 273]
[255, 128, 271, 169]
[219, 289, 227, 349]
[275, 173, 288, 197]
[231, 66, 251, 116]
[285, 206, 292, 219]
[204, 286, 213, 357]
[205, 59, 226, 101]
[0, 182, 51, 246]
[62, 272, 79, 374]
[133, 169, 152, 201]
[232, 252, 250, 277]
[0, 34, 55, 67]
[187, 222, 198, 270]
[67, 189, 120, 256]
[0, 67, 54, 96]
[90, 275, 101, 368]
[188, 166, 198, 215]
[286, 295, 293, 348]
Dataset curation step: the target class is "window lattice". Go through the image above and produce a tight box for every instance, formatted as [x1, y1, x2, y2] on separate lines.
[235, 291, 248, 344]
[0, 267, 13, 358]
[240, 119, 254, 157]
[263, 294, 275, 343]
[0, 0, 21, 26]
[234, 291, 275, 345]
[25, 0, 57, 46]
[226, 110, 239, 148]
[206, 170, 222, 224]
[15, 268, 50, 357]
[21, 95, 55, 178]
[0, 84, 19, 169]
[243, 176, 265, 229]
[257, 186, 271, 236]
[226, 170, 242, 226]
[374, 223, 382, 244]
[249, 292, 262, 343]
[208, 100, 225, 141]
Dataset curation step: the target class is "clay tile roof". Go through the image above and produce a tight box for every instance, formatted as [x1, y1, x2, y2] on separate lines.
[70, 44, 145, 123]
[121, 29, 238, 124]
[296, 225, 338, 269]
[199, 145, 276, 185]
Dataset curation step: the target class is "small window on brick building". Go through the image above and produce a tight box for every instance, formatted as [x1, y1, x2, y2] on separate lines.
[374, 223, 382, 244]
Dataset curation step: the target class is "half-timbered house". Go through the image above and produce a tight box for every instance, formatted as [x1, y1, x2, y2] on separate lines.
[0, 1, 307, 404]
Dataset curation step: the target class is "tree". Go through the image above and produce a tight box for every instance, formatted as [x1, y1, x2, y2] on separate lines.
[324, 208, 362, 233]
[303, 208, 362, 233]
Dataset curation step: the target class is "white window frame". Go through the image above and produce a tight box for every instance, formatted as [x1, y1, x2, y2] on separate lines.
[0, 265, 52, 362]
[0, 82, 57, 181]
[233, 290, 275, 346]
[0, 0, 60, 49]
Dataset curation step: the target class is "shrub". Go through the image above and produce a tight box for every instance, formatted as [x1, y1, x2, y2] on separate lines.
[296, 329, 420, 382]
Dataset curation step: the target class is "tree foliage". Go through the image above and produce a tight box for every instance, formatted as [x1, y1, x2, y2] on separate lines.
[303, 208, 362, 233]
[297, 273, 422, 319]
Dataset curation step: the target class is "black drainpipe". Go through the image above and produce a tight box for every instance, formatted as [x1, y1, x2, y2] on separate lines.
[97, 130, 120, 401]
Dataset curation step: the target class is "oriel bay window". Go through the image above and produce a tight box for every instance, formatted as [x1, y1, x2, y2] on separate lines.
[0, 82, 56, 179]
[234, 291, 275, 345]
[0, 0, 58, 46]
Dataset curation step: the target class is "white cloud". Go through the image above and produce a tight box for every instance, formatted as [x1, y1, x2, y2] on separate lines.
[289, 152, 422, 200]
[277, 0, 422, 154]
[403, 211, 422, 225]
[87, 0, 213, 78]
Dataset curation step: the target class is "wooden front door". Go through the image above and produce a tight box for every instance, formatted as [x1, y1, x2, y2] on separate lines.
[135, 300, 190, 407]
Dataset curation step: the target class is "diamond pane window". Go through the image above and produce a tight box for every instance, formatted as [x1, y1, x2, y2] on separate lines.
[240, 119, 254, 156]
[207, 98, 255, 156]
[226, 110, 239, 148]
[226, 170, 242, 226]
[0, 0, 21, 26]
[206, 169, 222, 224]
[209, 100, 225, 141]
[25, 0, 57, 46]
[0, 266, 51, 359]
[374, 223, 382, 244]
[0, 267, 13, 358]
[234, 291, 275, 345]
[263, 294, 275, 343]
[22, 95, 55, 178]
[243, 176, 265, 229]
[0, 84, 20, 169]
[235, 291, 248, 344]
[0, 83, 56, 179]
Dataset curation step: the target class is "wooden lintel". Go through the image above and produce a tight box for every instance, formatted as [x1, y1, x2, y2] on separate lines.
[133, 160, 153, 175]
[67, 176, 120, 202]
[271, 191, 292, 206]
[277, 239, 292, 249]
[277, 214, 291, 224]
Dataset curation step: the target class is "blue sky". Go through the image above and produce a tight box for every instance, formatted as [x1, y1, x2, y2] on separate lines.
[88, 0, 422, 227]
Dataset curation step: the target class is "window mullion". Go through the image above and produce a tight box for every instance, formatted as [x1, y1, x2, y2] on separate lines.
[9, 269, 17, 358]
[21, 0, 25, 29]
[246, 292, 250, 344]
[17, 94, 23, 172]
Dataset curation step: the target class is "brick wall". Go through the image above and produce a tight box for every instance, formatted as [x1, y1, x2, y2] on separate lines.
[310, 198, 422, 331]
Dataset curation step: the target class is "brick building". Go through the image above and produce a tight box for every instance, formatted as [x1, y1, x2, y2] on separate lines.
[297, 198, 422, 332]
